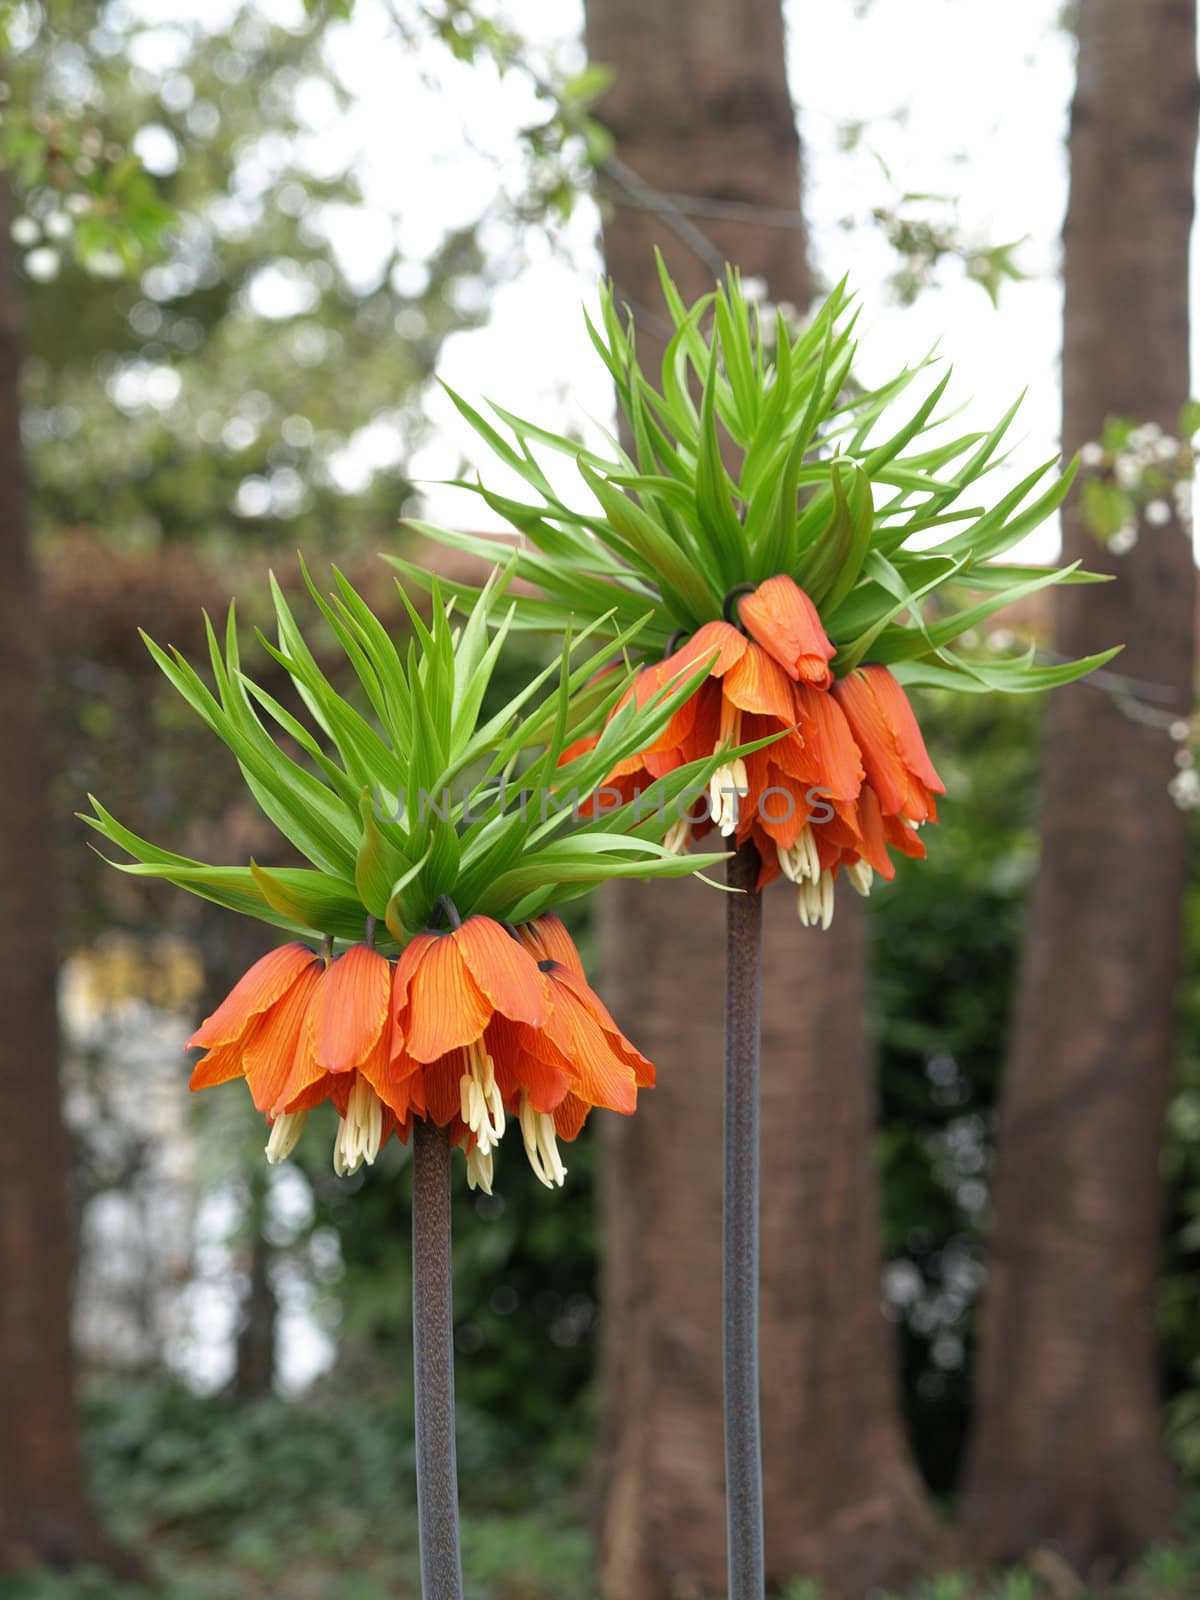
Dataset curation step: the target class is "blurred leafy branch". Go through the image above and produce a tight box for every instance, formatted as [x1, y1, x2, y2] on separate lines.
[9, 4, 499, 553]
[872, 197, 1026, 309]
[327, 0, 1031, 299]
[2, 0, 1039, 326]
[837, 129, 1030, 307]
[385, 0, 617, 224]
[0, 0, 171, 274]
[1077, 403, 1200, 554]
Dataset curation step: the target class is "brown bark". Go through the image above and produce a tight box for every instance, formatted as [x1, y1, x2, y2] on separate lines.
[584, 4, 942, 1593]
[963, 0, 1195, 1569]
[0, 187, 137, 1576]
[585, 0, 810, 324]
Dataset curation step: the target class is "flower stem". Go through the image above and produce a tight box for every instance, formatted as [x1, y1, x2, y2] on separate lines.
[411, 1119, 465, 1600]
[724, 839, 764, 1600]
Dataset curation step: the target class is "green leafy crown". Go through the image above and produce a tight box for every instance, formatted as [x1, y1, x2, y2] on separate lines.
[82, 565, 756, 946]
[397, 254, 1118, 695]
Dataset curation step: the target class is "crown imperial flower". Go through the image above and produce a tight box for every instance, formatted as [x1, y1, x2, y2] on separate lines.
[570, 574, 949, 928]
[90, 566, 734, 1188]
[185, 911, 651, 1190]
[402, 265, 1118, 929]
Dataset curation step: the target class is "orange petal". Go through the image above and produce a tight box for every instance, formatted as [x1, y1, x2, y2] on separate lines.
[667, 619, 748, 681]
[677, 679, 724, 764]
[596, 749, 654, 784]
[448, 1118, 471, 1151]
[885, 813, 927, 860]
[852, 785, 897, 880]
[421, 1051, 468, 1125]
[553, 1092, 590, 1142]
[520, 914, 586, 978]
[735, 743, 776, 837]
[643, 745, 686, 780]
[327, 1073, 356, 1118]
[545, 980, 643, 1109]
[749, 764, 812, 850]
[860, 665, 945, 798]
[314, 945, 392, 1074]
[406, 1065, 428, 1118]
[518, 944, 655, 1091]
[721, 642, 798, 723]
[792, 682, 863, 802]
[748, 822, 784, 890]
[812, 796, 865, 853]
[391, 931, 439, 1046]
[358, 1025, 421, 1120]
[403, 935, 493, 1063]
[737, 575, 835, 686]
[187, 944, 316, 1050]
[487, 1016, 571, 1114]
[832, 669, 912, 816]
[188, 1037, 250, 1092]
[277, 1066, 337, 1116]
[641, 673, 701, 758]
[558, 733, 599, 765]
[754, 717, 807, 779]
[559, 1011, 639, 1113]
[589, 659, 705, 793]
[244, 962, 325, 1113]
[551, 967, 655, 1085]
[578, 765, 654, 818]
[456, 917, 548, 1028]
[813, 826, 842, 875]
[613, 661, 663, 715]
[625, 1047, 655, 1090]
[833, 666, 943, 821]
[272, 978, 328, 1112]
[634, 658, 684, 709]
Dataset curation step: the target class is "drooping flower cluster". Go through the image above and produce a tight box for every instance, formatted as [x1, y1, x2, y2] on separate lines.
[186, 913, 652, 1190]
[572, 573, 945, 928]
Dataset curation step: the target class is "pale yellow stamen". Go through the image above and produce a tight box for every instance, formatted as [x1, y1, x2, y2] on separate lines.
[265, 1109, 308, 1165]
[845, 860, 874, 896]
[459, 1037, 505, 1157]
[777, 824, 820, 885]
[709, 700, 748, 837]
[796, 870, 836, 931]
[332, 1076, 384, 1176]
[466, 1146, 494, 1195]
[663, 816, 693, 856]
[519, 1092, 566, 1189]
[709, 757, 748, 837]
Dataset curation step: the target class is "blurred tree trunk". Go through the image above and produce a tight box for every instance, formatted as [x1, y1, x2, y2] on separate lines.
[0, 185, 133, 1576]
[583, 5, 943, 1595]
[234, 1167, 278, 1399]
[964, 0, 1195, 1568]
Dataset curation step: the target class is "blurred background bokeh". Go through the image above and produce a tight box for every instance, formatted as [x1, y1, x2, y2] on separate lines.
[3, 1, 1199, 1597]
